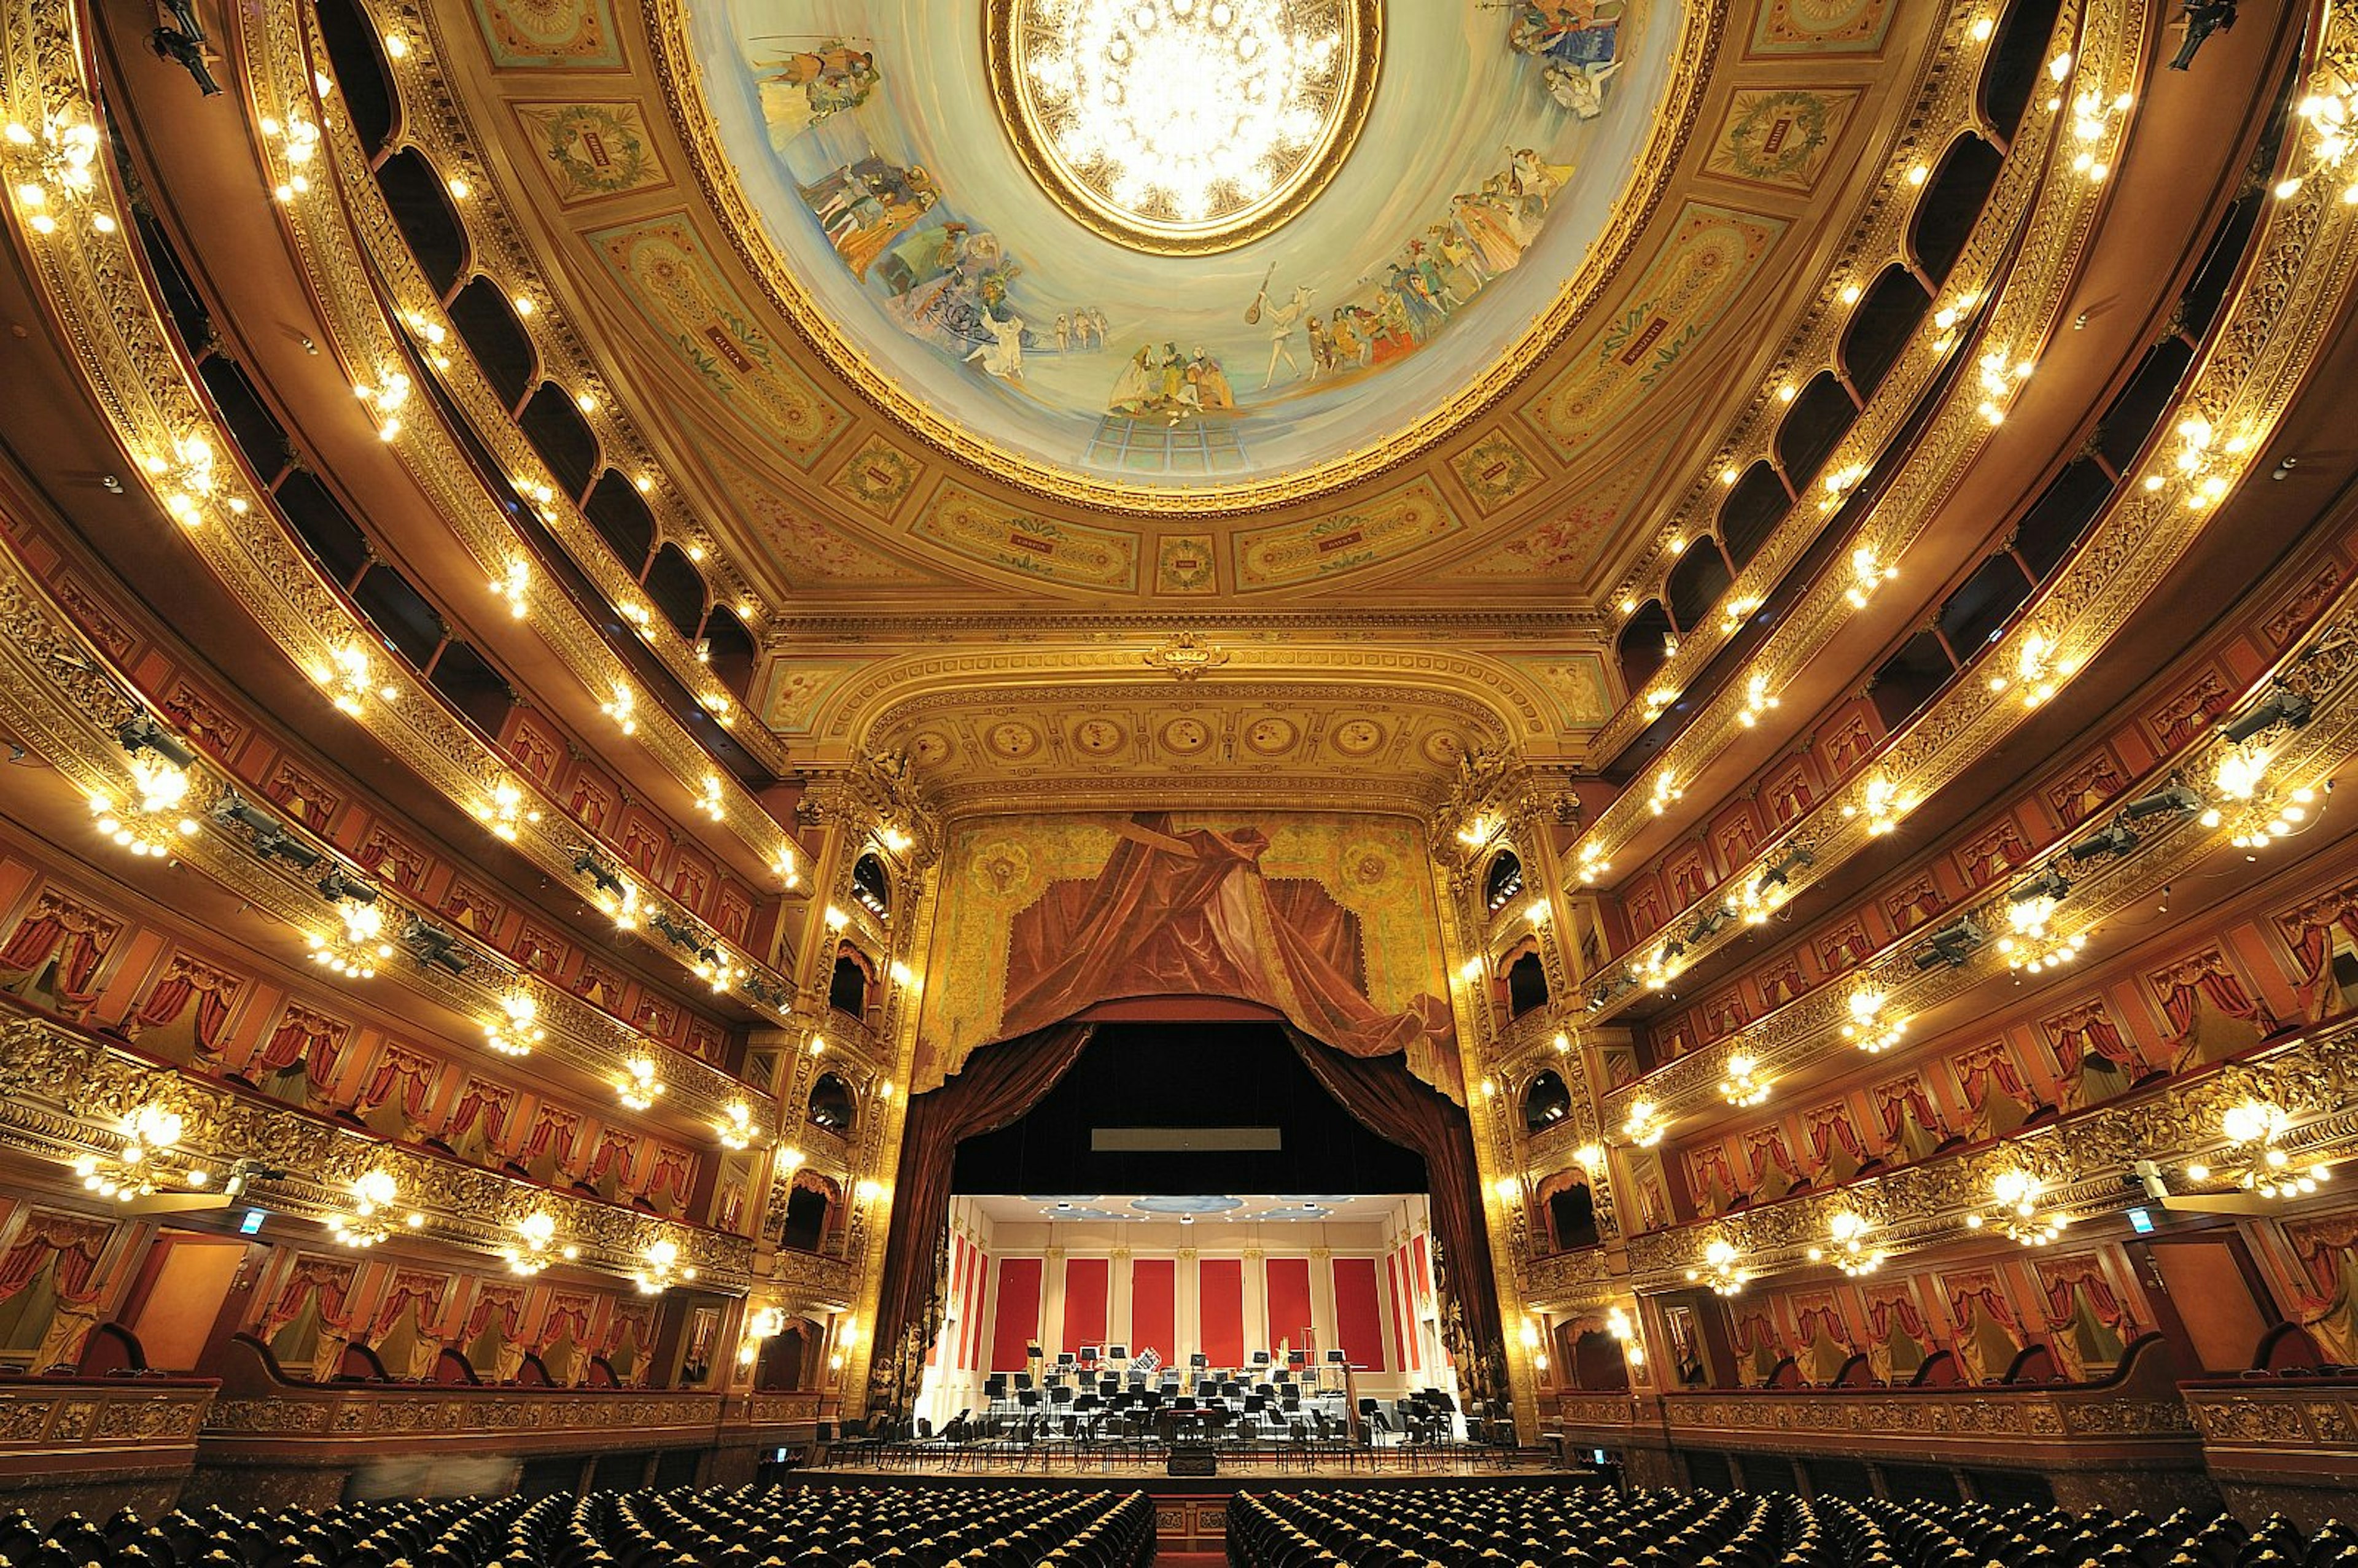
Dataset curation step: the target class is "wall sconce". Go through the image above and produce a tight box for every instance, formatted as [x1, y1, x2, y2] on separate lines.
[486, 992, 542, 1057]
[617, 1053, 665, 1111]
[329, 1170, 423, 1248]
[1718, 1053, 1772, 1108]
[716, 1101, 758, 1151]
[502, 1211, 578, 1275]
[1841, 989, 1906, 1054]
[1621, 1100, 1667, 1148]
[74, 1103, 208, 1201]
[1809, 1211, 1883, 1275]
[1966, 1169, 2069, 1246]
[1686, 1236, 1750, 1295]
[2185, 1098, 2331, 1199]
[634, 1236, 698, 1294]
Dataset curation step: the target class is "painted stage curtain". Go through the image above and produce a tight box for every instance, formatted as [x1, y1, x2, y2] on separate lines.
[873, 1022, 1097, 1379]
[1280, 1025, 1503, 1354]
[993, 816, 1457, 1096]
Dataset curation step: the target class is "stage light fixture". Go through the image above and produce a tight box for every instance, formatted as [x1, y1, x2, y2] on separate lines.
[2221, 683, 2314, 745]
[2120, 782, 2201, 820]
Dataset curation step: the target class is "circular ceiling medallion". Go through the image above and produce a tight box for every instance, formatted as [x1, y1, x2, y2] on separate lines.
[986, 0, 1383, 255]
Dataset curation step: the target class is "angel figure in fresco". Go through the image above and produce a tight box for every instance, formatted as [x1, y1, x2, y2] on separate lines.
[1546, 56, 1624, 118]
[1511, 0, 1625, 66]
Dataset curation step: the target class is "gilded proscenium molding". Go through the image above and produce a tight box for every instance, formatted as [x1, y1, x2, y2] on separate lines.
[1567, 0, 2133, 869]
[300, 6, 788, 779]
[828, 646, 1560, 750]
[1583, 55, 2344, 1043]
[1601, 584, 2358, 1125]
[1595, 0, 2074, 626]
[236, 1, 799, 873]
[1429, 752, 1616, 1260]
[1623, 1016, 2358, 1292]
[0, 547, 771, 1130]
[0, 1012, 754, 1289]
[319, 0, 774, 664]
[643, 0, 1726, 518]
[0, 9, 802, 1044]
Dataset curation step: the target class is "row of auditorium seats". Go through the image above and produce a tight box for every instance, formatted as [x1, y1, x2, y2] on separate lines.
[1228, 1488, 2358, 1568]
[0, 1486, 1153, 1568]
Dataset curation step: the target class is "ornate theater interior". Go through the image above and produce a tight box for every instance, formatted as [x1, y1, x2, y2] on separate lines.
[3, 0, 2358, 1549]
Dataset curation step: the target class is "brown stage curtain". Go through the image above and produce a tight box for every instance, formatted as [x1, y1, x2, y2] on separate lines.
[1282, 1024, 1502, 1350]
[873, 1022, 1096, 1383]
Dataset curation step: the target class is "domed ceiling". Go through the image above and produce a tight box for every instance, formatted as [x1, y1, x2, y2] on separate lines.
[682, 0, 1681, 497]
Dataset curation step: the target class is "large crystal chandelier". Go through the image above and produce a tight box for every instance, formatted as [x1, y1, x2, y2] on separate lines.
[992, 0, 1379, 252]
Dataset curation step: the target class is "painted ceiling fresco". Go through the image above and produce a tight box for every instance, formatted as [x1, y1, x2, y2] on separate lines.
[687, 1, 1674, 491]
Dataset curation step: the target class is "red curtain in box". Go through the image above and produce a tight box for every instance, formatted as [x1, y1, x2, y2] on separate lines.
[1807, 1105, 1866, 1167]
[2047, 1004, 2143, 1075]
[251, 1007, 344, 1082]
[0, 896, 115, 1008]
[645, 1145, 695, 1207]
[264, 1258, 356, 1338]
[373, 1271, 448, 1337]
[2036, 1258, 2128, 1332]
[2278, 888, 2358, 1020]
[1873, 1078, 1944, 1140]
[2157, 953, 2274, 1039]
[0, 1215, 111, 1301]
[467, 1285, 526, 1341]
[358, 1044, 437, 1119]
[444, 1079, 512, 1145]
[1953, 1045, 2029, 1111]
[131, 957, 238, 1050]
[1865, 1288, 1926, 1343]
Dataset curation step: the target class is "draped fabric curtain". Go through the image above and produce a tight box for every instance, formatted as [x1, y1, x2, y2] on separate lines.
[2049, 1006, 2141, 1074]
[1874, 1081, 1942, 1139]
[2160, 958, 2271, 1036]
[133, 967, 234, 1049]
[523, 1109, 577, 1162]
[1746, 1131, 1796, 1184]
[466, 1287, 523, 1340]
[0, 1218, 109, 1300]
[2038, 1263, 2125, 1331]
[373, 1272, 446, 1338]
[360, 1050, 435, 1117]
[265, 1260, 354, 1338]
[873, 1022, 1097, 1373]
[2280, 894, 2358, 1019]
[252, 1014, 341, 1081]
[1956, 1049, 2028, 1111]
[539, 1295, 593, 1349]
[1808, 1109, 1865, 1163]
[444, 1081, 510, 1144]
[1280, 1025, 1502, 1349]
[588, 1130, 637, 1182]
[1730, 1307, 1780, 1355]
[647, 1146, 695, 1206]
[1796, 1303, 1851, 1348]
[0, 907, 110, 1007]
[1947, 1282, 2018, 1333]
[1867, 1292, 1924, 1341]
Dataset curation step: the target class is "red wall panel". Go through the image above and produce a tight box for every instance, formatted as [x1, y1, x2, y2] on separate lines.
[1062, 1257, 1110, 1353]
[1331, 1256, 1387, 1372]
[1199, 1257, 1243, 1366]
[989, 1257, 1042, 1373]
[1390, 1249, 1419, 1372]
[961, 1239, 989, 1370]
[1266, 1256, 1313, 1354]
[1130, 1257, 1176, 1363]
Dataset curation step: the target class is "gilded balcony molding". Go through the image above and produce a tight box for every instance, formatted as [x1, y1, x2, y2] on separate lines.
[298, 10, 790, 780]
[0, 1011, 754, 1288]
[0, 2, 806, 1042]
[1600, 588, 2358, 1124]
[1624, 1014, 2358, 1290]
[1590, 0, 2104, 691]
[0, 542, 772, 1130]
[1565, 0, 2141, 865]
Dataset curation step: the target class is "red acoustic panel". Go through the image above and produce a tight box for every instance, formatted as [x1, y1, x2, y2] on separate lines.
[990, 1257, 1042, 1373]
[1199, 1257, 1244, 1367]
[962, 1240, 989, 1370]
[1390, 1249, 1419, 1372]
[1266, 1256, 1313, 1355]
[1130, 1257, 1176, 1364]
[1062, 1257, 1110, 1353]
[1331, 1256, 1387, 1372]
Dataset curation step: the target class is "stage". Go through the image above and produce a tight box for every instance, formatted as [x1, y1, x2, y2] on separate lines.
[793, 1459, 1614, 1553]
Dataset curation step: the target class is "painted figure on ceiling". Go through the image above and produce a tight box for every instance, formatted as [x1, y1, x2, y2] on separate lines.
[798, 157, 938, 279]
